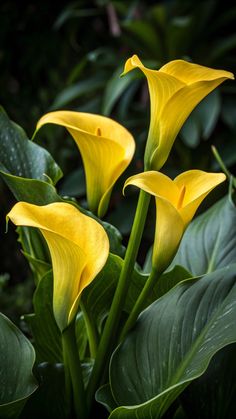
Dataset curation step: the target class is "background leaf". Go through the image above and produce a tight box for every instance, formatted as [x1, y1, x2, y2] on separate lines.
[50, 76, 105, 109]
[180, 344, 236, 419]
[20, 362, 67, 419]
[1, 174, 62, 204]
[0, 313, 37, 418]
[102, 66, 139, 116]
[82, 254, 191, 335]
[24, 271, 62, 364]
[171, 194, 236, 275]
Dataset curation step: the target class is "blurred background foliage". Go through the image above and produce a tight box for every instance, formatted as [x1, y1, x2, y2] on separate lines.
[0, 0, 236, 321]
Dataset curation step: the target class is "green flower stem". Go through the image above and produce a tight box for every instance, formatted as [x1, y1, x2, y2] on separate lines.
[62, 321, 88, 419]
[120, 267, 160, 341]
[62, 338, 73, 415]
[86, 189, 150, 409]
[211, 146, 231, 179]
[80, 298, 98, 358]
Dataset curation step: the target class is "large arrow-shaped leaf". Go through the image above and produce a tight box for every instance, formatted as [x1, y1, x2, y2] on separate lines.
[0, 313, 38, 418]
[108, 264, 236, 418]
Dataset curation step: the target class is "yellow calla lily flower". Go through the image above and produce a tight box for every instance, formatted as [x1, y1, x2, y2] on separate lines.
[122, 55, 234, 170]
[124, 170, 226, 273]
[36, 111, 135, 218]
[7, 202, 109, 331]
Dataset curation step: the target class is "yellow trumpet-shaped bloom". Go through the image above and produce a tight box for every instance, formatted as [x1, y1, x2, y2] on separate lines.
[123, 55, 234, 170]
[124, 170, 226, 273]
[36, 111, 135, 218]
[7, 202, 109, 331]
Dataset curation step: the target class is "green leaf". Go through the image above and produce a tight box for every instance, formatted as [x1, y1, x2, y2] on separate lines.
[124, 265, 192, 314]
[222, 96, 236, 131]
[17, 226, 51, 284]
[22, 252, 51, 284]
[122, 20, 163, 57]
[0, 107, 62, 184]
[18, 227, 50, 264]
[209, 34, 236, 62]
[173, 406, 188, 419]
[24, 271, 62, 363]
[109, 265, 236, 418]
[107, 197, 137, 236]
[58, 168, 86, 198]
[171, 194, 236, 276]
[82, 254, 191, 335]
[82, 254, 122, 332]
[82, 360, 94, 388]
[0, 313, 38, 418]
[180, 112, 201, 148]
[96, 383, 117, 413]
[167, 15, 193, 58]
[0, 107, 62, 204]
[195, 90, 221, 140]
[180, 344, 236, 419]
[1, 173, 62, 204]
[50, 77, 105, 109]
[180, 91, 221, 147]
[101, 222, 125, 258]
[20, 362, 67, 419]
[151, 266, 193, 299]
[102, 66, 138, 116]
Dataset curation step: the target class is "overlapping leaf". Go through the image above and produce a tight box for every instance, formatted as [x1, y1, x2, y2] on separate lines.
[171, 194, 236, 275]
[0, 107, 62, 204]
[24, 271, 62, 364]
[0, 313, 38, 418]
[108, 265, 236, 418]
[180, 344, 236, 419]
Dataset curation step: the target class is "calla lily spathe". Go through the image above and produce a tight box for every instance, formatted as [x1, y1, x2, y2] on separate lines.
[7, 202, 109, 332]
[36, 111, 135, 218]
[122, 55, 234, 170]
[124, 170, 226, 273]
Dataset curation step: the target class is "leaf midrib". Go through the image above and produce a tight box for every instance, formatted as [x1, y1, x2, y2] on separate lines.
[166, 281, 235, 390]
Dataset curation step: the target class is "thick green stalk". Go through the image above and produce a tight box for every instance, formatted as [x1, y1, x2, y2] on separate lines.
[120, 267, 160, 341]
[62, 321, 88, 419]
[86, 189, 150, 408]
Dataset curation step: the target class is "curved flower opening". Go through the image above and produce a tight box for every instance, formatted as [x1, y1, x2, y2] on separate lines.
[122, 55, 234, 170]
[124, 170, 226, 273]
[7, 202, 109, 331]
[36, 111, 135, 218]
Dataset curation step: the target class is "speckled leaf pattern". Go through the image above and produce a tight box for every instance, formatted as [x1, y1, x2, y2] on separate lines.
[0, 107, 62, 182]
[0, 107, 62, 204]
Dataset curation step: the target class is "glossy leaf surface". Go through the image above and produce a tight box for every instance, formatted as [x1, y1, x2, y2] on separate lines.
[0, 313, 37, 418]
[109, 265, 236, 418]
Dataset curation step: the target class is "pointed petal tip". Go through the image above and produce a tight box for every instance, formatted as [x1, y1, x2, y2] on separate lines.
[122, 54, 144, 76]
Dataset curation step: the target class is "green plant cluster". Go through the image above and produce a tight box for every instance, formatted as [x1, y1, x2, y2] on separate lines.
[0, 3, 236, 417]
[1, 0, 235, 299]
